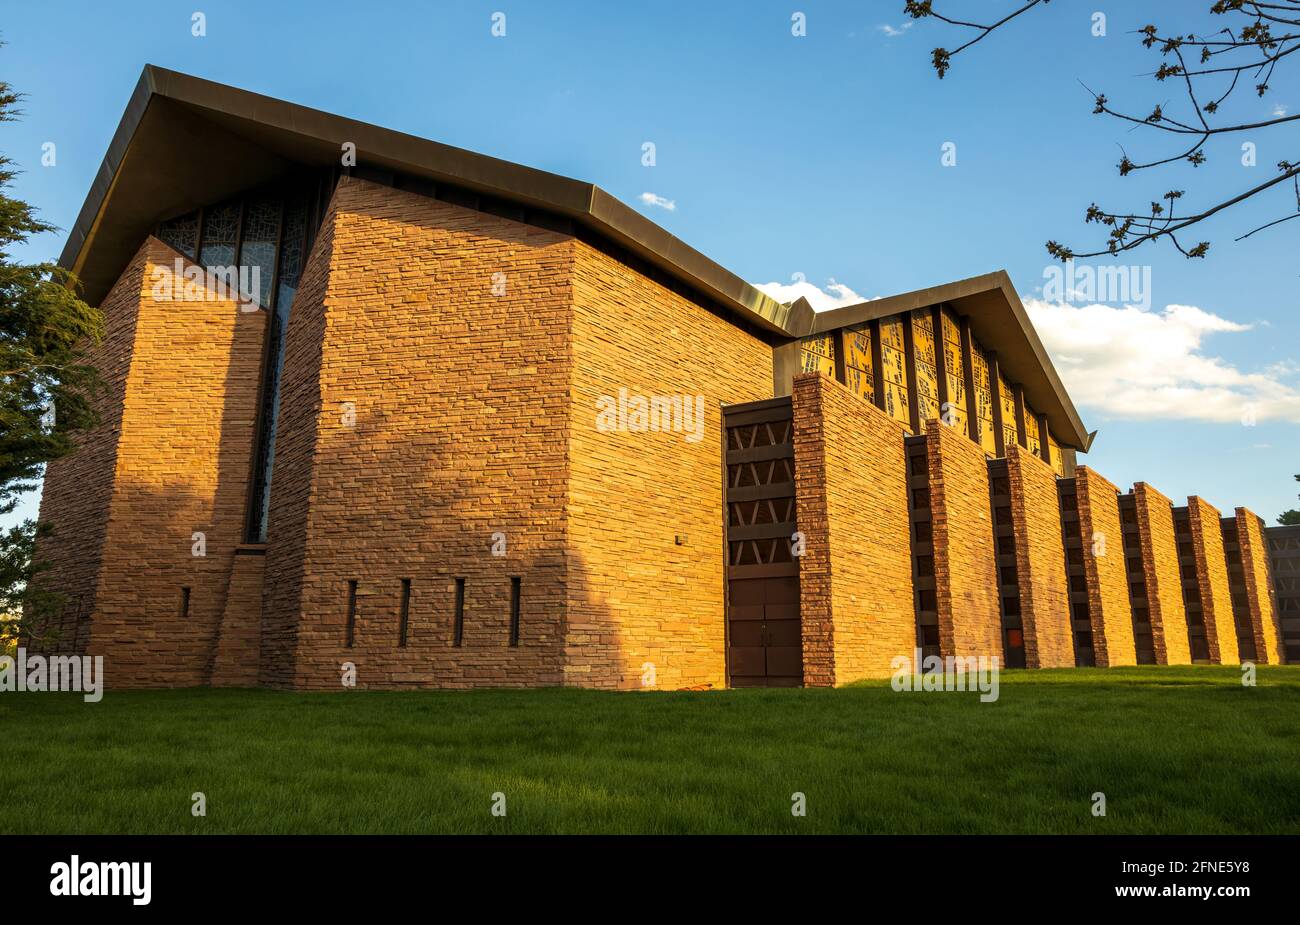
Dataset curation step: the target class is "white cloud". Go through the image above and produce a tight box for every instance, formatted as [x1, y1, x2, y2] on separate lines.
[638, 192, 676, 211]
[1273, 103, 1289, 117]
[878, 22, 914, 37]
[1023, 297, 1300, 424]
[754, 278, 869, 312]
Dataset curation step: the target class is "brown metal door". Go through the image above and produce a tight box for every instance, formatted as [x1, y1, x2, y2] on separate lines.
[723, 398, 802, 688]
[727, 575, 801, 687]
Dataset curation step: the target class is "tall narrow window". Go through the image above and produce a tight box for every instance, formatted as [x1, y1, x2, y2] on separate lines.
[197, 200, 240, 268]
[453, 578, 465, 647]
[236, 195, 281, 308]
[246, 195, 310, 543]
[345, 580, 358, 648]
[179, 587, 191, 619]
[509, 577, 521, 647]
[398, 579, 411, 647]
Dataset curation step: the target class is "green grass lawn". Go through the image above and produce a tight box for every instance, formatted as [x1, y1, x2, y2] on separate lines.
[2, 666, 1298, 834]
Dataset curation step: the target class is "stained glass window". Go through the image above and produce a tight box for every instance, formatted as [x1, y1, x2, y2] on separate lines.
[939, 307, 966, 434]
[879, 315, 909, 428]
[1048, 431, 1065, 476]
[971, 336, 998, 456]
[999, 370, 1018, 451]
[842, 322, 874, 403]
[247, 196, 311, 543]
[157, 210, 200, 258]
[238, 196, 281, 308]
[912, 310, 939, 424]
[1025, 406, 1043, 458]
[198, 200, 240, 269]
[799, 333, 836, 378]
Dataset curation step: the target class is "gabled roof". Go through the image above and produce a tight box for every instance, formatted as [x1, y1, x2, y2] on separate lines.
[61, 65, 794, 333]
[64, 65, 1090, 449]
[806, 271, 1092, 451]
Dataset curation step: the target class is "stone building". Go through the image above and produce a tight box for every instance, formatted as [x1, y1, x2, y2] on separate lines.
[35, 66, 1287, 689]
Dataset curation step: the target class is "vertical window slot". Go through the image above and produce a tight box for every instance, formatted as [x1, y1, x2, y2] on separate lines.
[398, 578, 411, 647]
[346, 580, 358, 648]
[453, 578, 465, 647]
[509, 577, 521, 647]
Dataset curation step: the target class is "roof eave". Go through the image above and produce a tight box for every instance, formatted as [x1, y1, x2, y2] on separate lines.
[811, 270, 1092, 451]
[61, 65, 790, 335]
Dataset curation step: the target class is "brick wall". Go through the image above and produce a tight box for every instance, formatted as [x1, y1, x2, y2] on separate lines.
[33, 244, 148, 654]
[1186, 496, 1238, 664]
[1133, 483, 1191, 665]
[263, 177, 573, 689]
[258, 195, 334, 687]
[1237, 508, 1283, 664]
[39, 237, 267, 686]
[1006, 445, 1072, 667]
[1073, 468, 1135, 666]
[925, 419, 1001, 659]
[567, 243, 772, 690]
[791, 373, 914, 684]
[210, 551, 266, 686]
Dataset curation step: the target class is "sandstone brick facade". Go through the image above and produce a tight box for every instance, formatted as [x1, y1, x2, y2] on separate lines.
[1073, 468, 1135, 666]
[925, 419, 1002, 660]
[791, 372, 914, 685]
[37, 173, 1274, 692]
[209, 550, 266, 686]
[258, 177, 772, 691]
[38, 237, 265, 686]
[262, 178, 573, 690]
[1005, 446, 1072, 668]
[1133, 483, 1191, 665]
[568, 242, 772, 690]
[33, 244, 149, 655]
[1186, 496, 1238, 664]
[1237, 508, 1283, 664]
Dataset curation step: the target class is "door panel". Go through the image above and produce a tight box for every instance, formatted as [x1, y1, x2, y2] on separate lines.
[724, 397, 804, 688]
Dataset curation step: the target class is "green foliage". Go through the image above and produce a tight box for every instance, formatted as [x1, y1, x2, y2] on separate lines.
[0, 68, 104, 644]
[1280, 474, 1300, 526]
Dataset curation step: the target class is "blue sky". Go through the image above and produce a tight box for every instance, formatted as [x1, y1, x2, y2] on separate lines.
[2, 0, 1298, 524]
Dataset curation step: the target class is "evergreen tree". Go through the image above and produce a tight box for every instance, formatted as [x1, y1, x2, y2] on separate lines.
[0, 69, 104, 645]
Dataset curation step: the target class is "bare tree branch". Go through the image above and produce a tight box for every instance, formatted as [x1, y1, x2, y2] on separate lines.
[909, 0, 1300, 258]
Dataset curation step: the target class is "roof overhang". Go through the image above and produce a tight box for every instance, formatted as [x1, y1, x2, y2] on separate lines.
[64, 67, 1092, 449]
[807, 271, 1093, 451]
[61, 65, 793, 333]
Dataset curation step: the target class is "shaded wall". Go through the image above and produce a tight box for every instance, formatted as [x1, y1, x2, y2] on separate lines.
[41, 237, 265, 685]
[1074, 468, 1136, 666]
[1186, 496, 1237, 664]
[791, 372, 914, 684]
[1238, 509, 1283, 664]
[1133, 483, 1191, 665]
[1006, 445, 1071, 667]
[262, 178, 573, 689]
[925, 419, 1001, 659]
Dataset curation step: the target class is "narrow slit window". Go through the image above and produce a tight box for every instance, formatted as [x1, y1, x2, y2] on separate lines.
[453, 578, 465, 647]
[509, 577, 521, 647]
[398, 579, 411, 647]
[179, 587, 191, 619]
[346, 580, 358, 648]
